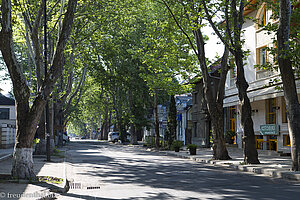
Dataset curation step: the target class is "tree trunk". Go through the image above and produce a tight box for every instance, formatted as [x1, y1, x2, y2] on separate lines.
[209, 104, 231, 160]
[119, 123, 126, 143]
[193, 28, 230, 160]
[100, 121, 105, 140]
[277, 0, 300, 171]
[167, 95, 177, 148]
[235, 52, 259, 164]
[137, 128, 143, 141]
[130, 124, 138, 145]
[54, 102, 64, 146]
[11, 148, 35, 179]
[11, 98, 46, 179]
[105, 111, 112, 140]
[154, 91, 160, 148]
[35, 111, 46, 155]
[49, 101, 55, 152]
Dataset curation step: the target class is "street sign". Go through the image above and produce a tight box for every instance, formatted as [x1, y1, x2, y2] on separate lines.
[176, 114, 182, 121]
[260, 124, 277, 135]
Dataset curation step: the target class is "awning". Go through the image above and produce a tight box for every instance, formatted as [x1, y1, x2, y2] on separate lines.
[223, 84, 288, 107]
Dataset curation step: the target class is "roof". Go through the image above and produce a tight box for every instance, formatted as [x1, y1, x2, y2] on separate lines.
[189, 59, 222, 84]
[175, 95, 192, 102]
[0, 94, 15, 105]
[209, 59, 222, 74]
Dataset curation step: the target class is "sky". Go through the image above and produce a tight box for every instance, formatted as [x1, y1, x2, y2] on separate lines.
[0, 65, 12, 97]
[203, 25, 224, 61]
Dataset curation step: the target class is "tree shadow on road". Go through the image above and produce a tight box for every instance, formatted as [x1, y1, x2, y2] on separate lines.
[66, 141, 300, 199]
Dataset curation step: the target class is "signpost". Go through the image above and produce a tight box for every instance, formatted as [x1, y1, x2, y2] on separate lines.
[260, 124, 277, 135]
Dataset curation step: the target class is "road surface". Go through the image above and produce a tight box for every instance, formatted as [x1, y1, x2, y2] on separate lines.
[58, 140, 300, 199]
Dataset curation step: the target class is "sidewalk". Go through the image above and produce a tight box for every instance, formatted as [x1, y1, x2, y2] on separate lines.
[159, 146, 300, 181]
[0, 147, 67, 200]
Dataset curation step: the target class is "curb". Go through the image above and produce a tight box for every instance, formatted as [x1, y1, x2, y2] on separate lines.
[0, 153, 12, 162]
[164, 151, 300, 181]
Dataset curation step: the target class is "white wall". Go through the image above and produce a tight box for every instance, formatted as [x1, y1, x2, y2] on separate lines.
[242, 11, 257, 83]
[225, 8, 276, 93]
[251, 100, 267, 133]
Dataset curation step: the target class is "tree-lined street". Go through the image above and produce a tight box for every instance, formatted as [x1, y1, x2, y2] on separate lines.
[0, 0, 300, 198]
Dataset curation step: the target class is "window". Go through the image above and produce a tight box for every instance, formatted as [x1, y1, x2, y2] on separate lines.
[229, 106, 237, 144]
[283, 134, 290, 146]
[256, 135, 264, 150]
[259, 6, 267, 27]
[231, 68, 236, 78]
[229, 106, 236, 131]
[257, 46, 268, 66]
[266, 98, 276, 124]
[0, 108, 9, 119]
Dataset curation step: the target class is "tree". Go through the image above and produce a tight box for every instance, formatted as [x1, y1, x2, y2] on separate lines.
[0, 0, 78, 179]
[161, 0, 231, 159]
[132, 1, 195, 148]
[201, 0, 259, 163]
[67, 0, 153, 144]
[166, 95, 177, 148]
[276, 0, 300, 170]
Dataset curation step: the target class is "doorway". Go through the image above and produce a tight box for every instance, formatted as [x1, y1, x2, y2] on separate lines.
[267, 135, 277, 151]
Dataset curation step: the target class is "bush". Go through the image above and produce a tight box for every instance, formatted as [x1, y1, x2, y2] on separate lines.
[171, 140, 183, 149]
[186, 144, 197, 149]
[225, 130, 236, 144]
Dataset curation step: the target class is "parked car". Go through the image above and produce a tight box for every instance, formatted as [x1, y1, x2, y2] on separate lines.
[63, 132, 69, 145]
[108, 132, 119, 143]
[108, 132, 130, 143]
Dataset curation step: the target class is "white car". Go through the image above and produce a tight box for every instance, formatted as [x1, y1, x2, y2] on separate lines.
[108, 132, 130, 143]
[108, 132, 119, 143]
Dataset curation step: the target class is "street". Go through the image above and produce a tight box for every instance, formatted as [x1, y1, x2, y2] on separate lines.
[58, 140, 300, 199]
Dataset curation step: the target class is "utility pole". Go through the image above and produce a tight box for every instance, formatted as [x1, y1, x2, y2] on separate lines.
[44, 0, 51, 161]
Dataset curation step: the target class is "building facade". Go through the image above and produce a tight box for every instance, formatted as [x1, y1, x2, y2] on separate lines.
[191, 81, 210, 147]
[0, 94, 16, 148]
[223, 3, 300, 153]
[175, 95, 192, 145]
[143, 104, 169, 143]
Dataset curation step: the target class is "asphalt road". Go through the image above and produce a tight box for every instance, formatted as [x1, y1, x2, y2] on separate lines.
[58, 140, 300, 200]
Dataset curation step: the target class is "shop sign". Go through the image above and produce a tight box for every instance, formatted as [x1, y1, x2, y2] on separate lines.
[260, 124, 277, 135]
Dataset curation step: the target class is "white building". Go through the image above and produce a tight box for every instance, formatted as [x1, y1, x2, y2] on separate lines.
[223, 3, 299, 153]
[0, 94, 16, 148]
[143, 104, 168, 143]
